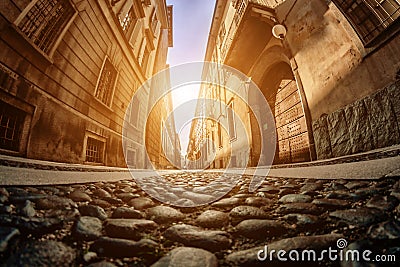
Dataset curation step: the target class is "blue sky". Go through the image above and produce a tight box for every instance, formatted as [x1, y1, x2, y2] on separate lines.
[166, 0, 216, 66]
[166, 0, 216, 155]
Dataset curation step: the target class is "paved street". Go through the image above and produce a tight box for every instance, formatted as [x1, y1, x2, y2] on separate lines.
[1, 157, 400, 266]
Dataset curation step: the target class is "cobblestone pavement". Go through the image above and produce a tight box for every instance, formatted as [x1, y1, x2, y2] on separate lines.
[0, 172, 400, 266]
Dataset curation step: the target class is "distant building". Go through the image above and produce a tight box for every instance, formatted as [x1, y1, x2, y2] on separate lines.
[188, 0, 400, 167]
[0, 0, 176, 168]
[146, 65, 181, 169]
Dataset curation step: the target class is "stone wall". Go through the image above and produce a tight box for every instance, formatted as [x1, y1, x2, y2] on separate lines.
[313, 80, 400, 159]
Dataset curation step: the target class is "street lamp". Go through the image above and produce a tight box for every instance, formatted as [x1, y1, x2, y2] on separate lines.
[272, 24, 287, 40]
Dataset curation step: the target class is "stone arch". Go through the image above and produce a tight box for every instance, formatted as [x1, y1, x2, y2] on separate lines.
[249, 45, 291, 86]
[249, 46, 313, 164]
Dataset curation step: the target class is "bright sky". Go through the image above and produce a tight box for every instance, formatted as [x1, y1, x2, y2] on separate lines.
[166, 0, 216, 156]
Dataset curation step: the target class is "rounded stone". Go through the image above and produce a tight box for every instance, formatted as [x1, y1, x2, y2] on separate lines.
[300, 183, 323, 193]
[283, 214, 319, 227]
[146, 206, 185, 224]
[69, 190, 92, 202]
[329, 208, 385, 227]
[312, 198, 350, 209]
[235, 219, 286, 239]
[151, 247, 218, 267]
[277, 203, 322, 215]
[104, 219, 157, 240]
[368, 220, 400, 240]
[229, 205, 269, 224]
[128, 197, 155, 210]
[20, 200, 36, 217]
[366, 195, 398, 211]
[90, 199, 112, 209]
[91, 237, 158, 258]
[36, 196, 76, 210]
[79, 205, 107, 220]
[195, 210, 229, 228]
[116, 193, 139, 203]
[244, 197, 273, 207]
[87, 261, 117, 267]
[112, 207, 143, 219]
[211, 197, 242, 210]
[164, 224, 231, 252]
[5, 240, 76, 266]
[74, 216, 102, 241]
[92, 188, 112, 199]
[279, 194, 312, 203]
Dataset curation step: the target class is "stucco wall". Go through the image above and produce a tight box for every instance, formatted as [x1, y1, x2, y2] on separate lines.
[277, 0, 400, 120]
[275, 0, 400, 159]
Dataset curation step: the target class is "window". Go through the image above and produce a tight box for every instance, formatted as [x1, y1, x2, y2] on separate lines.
[167, 5, 173, 47]
[141, 45, 151, 73]
[333, 0, 400, 44]
[234, 0, 247, 25]
[219, 23, 226, 43]
[218, 123, 223, 148]
[118, 0, 136, 33]
[85, 136, 105, 163]
[0, 101, 26, 152]
[138, 39, 148, 70]
[126, 149, 136, 167]
[95, 57, 118, 107]
[227, 100, 236, 141]
[129, 97, 140, 127]
[16, 0, 76, 54]
[150, 10, 158, 35]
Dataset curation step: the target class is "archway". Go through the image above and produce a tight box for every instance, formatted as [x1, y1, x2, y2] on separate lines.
[260, 61, 312, 164]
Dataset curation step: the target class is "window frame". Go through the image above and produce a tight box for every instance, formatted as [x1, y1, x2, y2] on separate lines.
[129, 97, 140, 128]
[14, 0, 77, 58]
[0, 101, 26, 153]
[125, 148, 137, 167]
[332, 0, 400, 46]
[227, 99, 237, 142]
[83, 132, 106, 165]
[94, 56, 118, 108]
[118, 0, 137, 34]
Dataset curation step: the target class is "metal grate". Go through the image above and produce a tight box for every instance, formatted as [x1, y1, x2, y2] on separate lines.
[85, 137, 104, 163]
[333, 0, 400, 43]
[95, 58, 117, 106]
[17, 0, 75, 54]
[0, 101, 25, 152]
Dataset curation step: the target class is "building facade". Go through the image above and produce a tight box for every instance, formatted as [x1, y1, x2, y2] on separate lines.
[0, 0, 175, 168]
[188, 0, 400, 167]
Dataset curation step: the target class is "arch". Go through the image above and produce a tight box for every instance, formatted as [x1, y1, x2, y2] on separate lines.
[250, 57, 313, 164]
[249, 45, 291, 86]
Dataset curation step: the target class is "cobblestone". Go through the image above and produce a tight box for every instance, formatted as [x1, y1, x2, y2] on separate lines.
[0, 172, 399, 266]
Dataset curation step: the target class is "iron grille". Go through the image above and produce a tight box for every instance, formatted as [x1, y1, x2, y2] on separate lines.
[0, 101, 25, 152]
[17, 0, 75, 54]
[95, 58, 117, 106]
[333, 0, 400, 43]
[85, 137, 104, 163]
